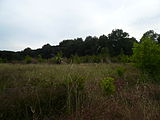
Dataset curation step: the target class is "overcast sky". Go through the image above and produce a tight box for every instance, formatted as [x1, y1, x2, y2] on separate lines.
[0, 0, 160, 51]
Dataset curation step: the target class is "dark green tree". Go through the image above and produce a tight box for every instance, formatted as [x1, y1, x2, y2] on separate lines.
[59, 38, 83, 57]
[42, 44, 53, 58]
[108, 29, 137, 56]
[83, 36, 99, 55]
[140, 30, 160, 43]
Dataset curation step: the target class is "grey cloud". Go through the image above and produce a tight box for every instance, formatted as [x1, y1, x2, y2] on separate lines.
[0, 0, 160, 51]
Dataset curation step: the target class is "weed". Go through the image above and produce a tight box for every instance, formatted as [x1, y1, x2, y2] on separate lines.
[100, 77, 116, 95]
[116, 66, 126, 77]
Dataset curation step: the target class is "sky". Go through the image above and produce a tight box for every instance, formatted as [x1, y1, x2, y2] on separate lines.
[0, 0, 160, 51]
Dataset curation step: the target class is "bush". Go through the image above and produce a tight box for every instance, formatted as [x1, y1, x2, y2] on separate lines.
[49, 52, 63, 64]
[71, 55, 81, 64]
[37, 55, 44, 63]
[132, 37, 160, 82]
[100, 77, 116, 95]
[0, 58, 7, 63]
[55, 52, 63, 64]
[0, 58, 3, 63]
[24, 55, 32, 64]
[120, 55, 131, 63]
[116, 66, 125, 77]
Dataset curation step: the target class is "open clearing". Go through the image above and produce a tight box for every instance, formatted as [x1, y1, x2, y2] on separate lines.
[0, 63, 159, 120]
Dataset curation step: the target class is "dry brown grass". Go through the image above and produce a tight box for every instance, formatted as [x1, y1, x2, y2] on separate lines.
[0, 63, 159, 120]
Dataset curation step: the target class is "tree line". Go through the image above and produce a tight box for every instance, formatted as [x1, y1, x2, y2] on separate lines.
[0, 29, 160, 63]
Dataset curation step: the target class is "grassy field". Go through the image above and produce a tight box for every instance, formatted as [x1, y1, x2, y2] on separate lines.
[0, 63, 160, 120]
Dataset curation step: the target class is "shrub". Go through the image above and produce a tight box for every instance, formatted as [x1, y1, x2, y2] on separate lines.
[132, 37, 160, 72]
[120, 55, 131, 63]
[0, 58, 7, 63]
[49, 52, 63, 64]
[54, 52, 63, 64]
[100, 77, 116, 95]
[37, 55, 44, 63]
[24, 55, 32, 64]
[132, 37, 160, 82]
[0, 58, 3, 63]
[116, 66, 125, 77]
[71, 55, 81, 64]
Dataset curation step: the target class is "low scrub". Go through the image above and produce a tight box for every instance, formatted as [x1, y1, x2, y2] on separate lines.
[100, 77, 116, 95]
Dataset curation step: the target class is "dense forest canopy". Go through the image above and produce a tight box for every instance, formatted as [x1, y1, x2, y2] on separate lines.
[0, 29, 159, 62]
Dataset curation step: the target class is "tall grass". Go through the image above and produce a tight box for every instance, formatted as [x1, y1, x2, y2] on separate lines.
[0, 63, 159, 120]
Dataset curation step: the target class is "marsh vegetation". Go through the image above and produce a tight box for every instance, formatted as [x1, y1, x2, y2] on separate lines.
[0, 63, 160, 120]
